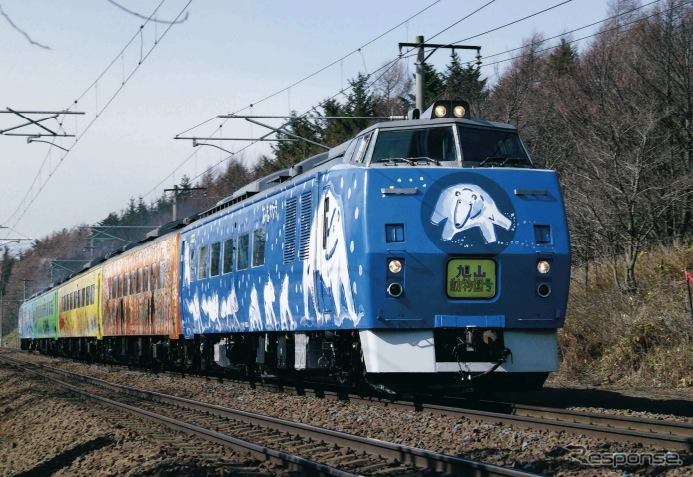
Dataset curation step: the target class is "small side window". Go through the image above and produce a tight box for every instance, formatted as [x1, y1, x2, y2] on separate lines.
[159, 261, 166, 289]
[252, 228, 266, 267]
[188, 245, 195, 281]
[222, 238, 234, 274]
[210, 242, 221, 277]
[137, 268, 143, 293]
[354, 132, 373, 163]
[198, 246, 209, 280]
[237, 233, 249, 270]
[144, 266, 150, 292]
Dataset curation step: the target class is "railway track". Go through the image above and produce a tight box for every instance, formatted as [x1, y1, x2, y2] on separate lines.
[289, 386, 693, 452]
[0, 353, 541, 477]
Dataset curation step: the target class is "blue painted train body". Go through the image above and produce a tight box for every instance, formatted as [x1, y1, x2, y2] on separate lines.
[176, 100, 570, 391]
[19, 100, 570, 392]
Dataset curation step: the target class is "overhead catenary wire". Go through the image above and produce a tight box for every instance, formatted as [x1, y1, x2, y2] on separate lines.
[159, 0, 573, 193]
[153, 0, 501, 198]
[1, 0, 193, 237]
[154, 1, 449, 197]
[475, 0, 689, 70]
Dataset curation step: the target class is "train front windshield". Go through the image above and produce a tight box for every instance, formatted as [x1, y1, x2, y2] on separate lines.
[457, 125, 532, 167]
[370, 125, 532, 167]
[371, 127, 457, 163]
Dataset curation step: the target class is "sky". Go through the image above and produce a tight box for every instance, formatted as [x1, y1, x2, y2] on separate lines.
[0, 0, 622, 247]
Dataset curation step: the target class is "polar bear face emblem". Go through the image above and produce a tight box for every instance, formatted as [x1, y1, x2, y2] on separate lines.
[431, 183, 512, 243]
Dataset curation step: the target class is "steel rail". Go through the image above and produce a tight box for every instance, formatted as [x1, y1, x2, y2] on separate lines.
[0, 357, 360, 477]
[288, 387, 693, 452]
[1, 354, 542, 477]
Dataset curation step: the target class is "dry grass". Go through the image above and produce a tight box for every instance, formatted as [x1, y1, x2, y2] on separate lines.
[558, 243, 693, 388]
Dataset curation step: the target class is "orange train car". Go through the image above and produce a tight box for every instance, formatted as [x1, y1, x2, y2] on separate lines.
[102, 232, 181, 339]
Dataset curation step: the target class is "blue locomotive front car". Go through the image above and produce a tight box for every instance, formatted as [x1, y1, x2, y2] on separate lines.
[178, 100, 570, 391]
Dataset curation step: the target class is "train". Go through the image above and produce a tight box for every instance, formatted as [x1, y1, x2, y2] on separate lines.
[19, 99, 571, 393]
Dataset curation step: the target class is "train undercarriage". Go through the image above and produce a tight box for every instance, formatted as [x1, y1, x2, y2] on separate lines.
[21, 328, 548, 395]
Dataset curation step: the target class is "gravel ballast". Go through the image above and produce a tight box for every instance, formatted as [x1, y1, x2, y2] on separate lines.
[1, 352, 691, 476]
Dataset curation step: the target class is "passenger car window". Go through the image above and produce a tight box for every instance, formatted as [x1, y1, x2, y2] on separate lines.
[252, 228, 266, 267]
[159, 261, 165, 289]
[210, 242, 221, 277]
[198, 245, 209, 280]
[237, 234, 249, 270]
[222, 238, 234, 274]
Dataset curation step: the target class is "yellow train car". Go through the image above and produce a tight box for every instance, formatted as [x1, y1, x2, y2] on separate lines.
[58, 265, 103, 339]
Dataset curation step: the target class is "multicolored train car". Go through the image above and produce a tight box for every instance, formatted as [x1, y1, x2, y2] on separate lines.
[19, 100, 570, 393]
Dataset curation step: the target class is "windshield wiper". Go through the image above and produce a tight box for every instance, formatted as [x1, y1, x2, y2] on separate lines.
[379, 157, 441, 166]
[478, 156, 529, 167]
[409, 156, 441, 166]
[380, 158, 416, 166]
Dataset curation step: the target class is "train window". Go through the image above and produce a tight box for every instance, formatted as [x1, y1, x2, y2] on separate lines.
[188, 245, 195, 282]
[86, 286, 91, 306]
[237, 233, 249, 270]
[210, 242, 221, 277]
[457, 126, 531, 166]
[371, 126, 456, 163]
[136, 268, 141, 293]
[151, 263, 157, 290]
[117, 275, 122, 298]
[353, 132, 373, 163]
[252, 228, 266, 267]
[222, 239, 234, 274]
[130, 270, 135, 296]
[144, 266, 150, 292]
[91, 285, 95, 305]
[159, 261, 165, 289]
[198, 246, 209, 279]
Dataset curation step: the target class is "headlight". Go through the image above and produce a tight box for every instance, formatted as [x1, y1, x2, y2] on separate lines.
[453, 105, 466, 118]
[388, 259, 403, 274]
[537, 260, 550, 274]
[434, 105, 447, 118]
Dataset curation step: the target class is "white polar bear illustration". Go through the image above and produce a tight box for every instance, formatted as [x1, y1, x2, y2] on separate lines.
[248, 285, 263, 331]
[220, 283, 241, 330]
[279, 273, 296, 330]
[302, 187, 362, 327]
[263, 276, 278, 330]
[186, 294, 202, 334]
[201, 293, 220, 329]
[431, 183, 512, 243]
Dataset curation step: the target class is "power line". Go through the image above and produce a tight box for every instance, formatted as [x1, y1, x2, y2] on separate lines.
[151, 1, 447, 197]
[175, 0, 443, 139]
[478, 0, 689, 69]
[1, 0, 193, 237]
[470, 0, 665, 64]
[153, 0, 500, 198]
